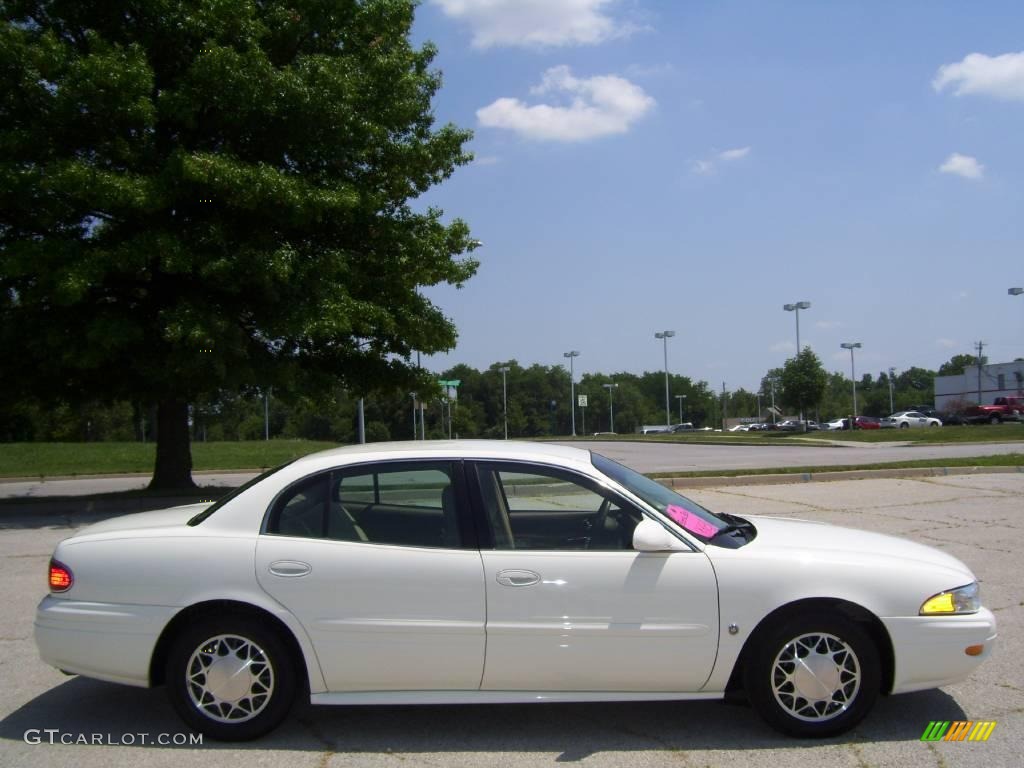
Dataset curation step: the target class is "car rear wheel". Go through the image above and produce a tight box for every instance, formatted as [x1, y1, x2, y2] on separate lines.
[166, 616, 297, 741]
[899, 422, 909, 429]
[744, 613, 880, 737]
[989, 415, 1001, 424]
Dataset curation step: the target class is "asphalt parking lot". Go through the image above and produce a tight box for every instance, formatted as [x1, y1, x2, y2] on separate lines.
[1, 473, 1020, 768]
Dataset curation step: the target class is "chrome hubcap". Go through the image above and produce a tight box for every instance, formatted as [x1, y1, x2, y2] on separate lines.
[186, 634, 274, 723]
[771, 632, 860, 722]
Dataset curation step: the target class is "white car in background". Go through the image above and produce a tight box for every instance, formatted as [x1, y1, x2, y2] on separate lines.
[824, 418, 847, 431]
[882, 411, 943, 429]
[36, 442, 995, 741]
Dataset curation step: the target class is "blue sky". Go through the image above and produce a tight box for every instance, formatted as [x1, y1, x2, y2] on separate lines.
[411, 0, 1024, 392]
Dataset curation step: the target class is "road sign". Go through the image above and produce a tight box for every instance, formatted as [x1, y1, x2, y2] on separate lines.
[578, 395, 588, 407]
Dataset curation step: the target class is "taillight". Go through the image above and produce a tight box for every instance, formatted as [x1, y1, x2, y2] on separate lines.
[49, 559, 73, 592]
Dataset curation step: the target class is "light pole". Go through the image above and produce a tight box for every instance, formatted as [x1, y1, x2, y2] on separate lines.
[499, 366, 510, 440]
[770, 378, 777, 424]
[603, 382, 618, 432]
[410, 392, 417, 439]
[756, 391, 762, 421]
[675, 394, 686, 424]
[841, 342, 863, 417]
[654, 330, 676, 427]
[563, 351, 580, 436]
[784, 301, 811, 422]
[783, 301, 811, 356]
[1010, 287, 1023, 296]
[888, 367, 896, 415]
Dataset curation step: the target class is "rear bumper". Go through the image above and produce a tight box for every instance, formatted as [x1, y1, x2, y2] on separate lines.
[35, 595, 176, 687]
[882, 608, 997, 694]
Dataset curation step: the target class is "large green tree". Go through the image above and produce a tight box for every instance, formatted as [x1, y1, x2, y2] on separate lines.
[779, 347, 828, 422]
[0, 0, 477, 486]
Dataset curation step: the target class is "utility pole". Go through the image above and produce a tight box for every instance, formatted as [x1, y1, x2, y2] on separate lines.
[721, 382, 727, 430]
[888, 367, 895, 415]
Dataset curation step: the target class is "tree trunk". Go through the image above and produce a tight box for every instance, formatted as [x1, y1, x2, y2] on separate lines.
[149, 399, 196, 490]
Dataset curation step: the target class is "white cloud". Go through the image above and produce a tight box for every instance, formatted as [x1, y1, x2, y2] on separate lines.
[939, 153, 984, 179]
[719, 146, 751, 161]
[472, 155, 500, 166]
[815, 320, 842, 330]
[691, 146, 751, 175]
[769, 341, 795, 353]
[476, 66, 655, 142]
[935, 338, 958, 349]
[691, 159, 714, 175]
[933, 51, 1024, 101]
[431, 0, 634, 49]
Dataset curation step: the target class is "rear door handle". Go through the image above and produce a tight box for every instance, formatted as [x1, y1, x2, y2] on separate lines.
[496, 569, 540, 587]
[268, 560, 312, 578]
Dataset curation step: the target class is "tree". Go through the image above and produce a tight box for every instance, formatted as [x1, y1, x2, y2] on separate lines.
[1, 1, 477, 487]
[939, 354, 983, 377]
[779, 348, 828, 421]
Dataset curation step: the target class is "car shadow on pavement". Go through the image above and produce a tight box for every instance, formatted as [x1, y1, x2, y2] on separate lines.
[0, 676, 967, 756]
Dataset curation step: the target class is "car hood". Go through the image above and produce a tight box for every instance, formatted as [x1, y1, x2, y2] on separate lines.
[73, 503, 211, 538]
[736, 514, 973, 577]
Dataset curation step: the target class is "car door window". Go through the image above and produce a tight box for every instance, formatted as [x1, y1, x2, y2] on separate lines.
[336, 463, 462, 548]
[473, 463, 641, 551]
[267, 462, 464, 549]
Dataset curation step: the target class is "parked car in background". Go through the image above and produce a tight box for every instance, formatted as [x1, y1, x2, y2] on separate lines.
[36, 441, 996, 740]
[824, 418, 847, 431]
[937, 411, 968, 425]
[668, 423, 696, 433]
[881, 411, 943, 429]
[728, 424, 750, 432]
[962, 397, 1024, 424]
[854, 416, 881, 430]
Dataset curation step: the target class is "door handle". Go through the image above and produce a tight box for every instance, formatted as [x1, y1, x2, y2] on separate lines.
[496, 569, 540, 587]
[268, 560, 312, 578]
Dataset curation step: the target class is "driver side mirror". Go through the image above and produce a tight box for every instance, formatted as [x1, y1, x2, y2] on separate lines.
[633, 518, 687, 552]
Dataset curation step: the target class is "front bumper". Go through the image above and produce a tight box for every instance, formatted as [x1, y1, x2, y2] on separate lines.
[35, 595, 176, 688]
[882, 607, 997, 694]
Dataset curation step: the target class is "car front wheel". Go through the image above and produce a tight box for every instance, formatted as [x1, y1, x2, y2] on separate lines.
[745, 613, 880, 737]
[166, 616, 297, 741]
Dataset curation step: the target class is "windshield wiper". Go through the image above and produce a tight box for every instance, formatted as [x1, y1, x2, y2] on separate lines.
[712, 513, 756, 540]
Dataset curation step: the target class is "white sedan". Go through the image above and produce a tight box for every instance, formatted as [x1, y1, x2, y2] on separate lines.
[882, 411, 943, 429]
[36, 441, 995, 741]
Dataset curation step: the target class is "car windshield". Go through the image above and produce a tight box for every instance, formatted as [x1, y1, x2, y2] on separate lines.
[187, 461, 296, 526]
[590, 452, 728, 541]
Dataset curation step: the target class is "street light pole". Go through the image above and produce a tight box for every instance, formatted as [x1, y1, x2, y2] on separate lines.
[783, 301, 811, 356]
[888, 367, 896, 415]
[602, 382, 618, 432]
[499, 366, 510, 440]
[841, 342, 863, 417]
[675, 394, 686, 424]
[784, 301, 811, 422]
[563, 351, 580, 436]
[654, 330, 676, 428]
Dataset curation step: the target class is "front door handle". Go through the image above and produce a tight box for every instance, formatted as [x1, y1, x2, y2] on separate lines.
[496, 569, 540, 587]
[268, 560, 312, 578]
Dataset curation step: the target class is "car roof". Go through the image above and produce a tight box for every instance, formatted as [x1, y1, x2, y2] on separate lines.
[289, 440, 596, 473]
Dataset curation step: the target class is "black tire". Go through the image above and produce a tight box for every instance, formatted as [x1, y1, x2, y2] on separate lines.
[165, 616, 297, 741]
[744, 612, 880, 737]
[989, 415, 1001, 425]
[899, 422, 909, 429]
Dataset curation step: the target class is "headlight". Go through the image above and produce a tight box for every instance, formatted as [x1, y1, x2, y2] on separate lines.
[920, 582, 980, 615]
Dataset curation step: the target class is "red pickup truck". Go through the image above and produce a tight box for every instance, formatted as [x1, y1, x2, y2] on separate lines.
[964, 396, 1024, 424]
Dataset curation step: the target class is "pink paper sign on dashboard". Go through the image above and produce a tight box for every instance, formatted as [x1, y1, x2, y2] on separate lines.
[665, 504, 718, 538]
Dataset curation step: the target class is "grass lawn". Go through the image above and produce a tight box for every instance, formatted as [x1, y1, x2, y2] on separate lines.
[648, 453, 1024, 478]
[804, 424, 1024, 444]
[0, 440, 338, 478]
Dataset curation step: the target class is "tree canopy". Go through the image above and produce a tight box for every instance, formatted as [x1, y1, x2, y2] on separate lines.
[779, 347, 828, 418]
[0, 0, 478, 486]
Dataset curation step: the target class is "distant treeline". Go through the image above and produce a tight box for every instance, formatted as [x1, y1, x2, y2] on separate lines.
[0, 358, 945, 443]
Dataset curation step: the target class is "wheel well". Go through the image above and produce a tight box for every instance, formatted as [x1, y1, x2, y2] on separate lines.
[725, 598, 895, 700]
[149, 600, 307, 689]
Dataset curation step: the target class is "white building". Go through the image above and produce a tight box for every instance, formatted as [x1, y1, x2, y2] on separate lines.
[934, 361, 1024, 411]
